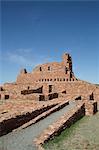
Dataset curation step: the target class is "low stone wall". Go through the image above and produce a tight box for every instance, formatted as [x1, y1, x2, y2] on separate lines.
[21, 86, 43, 95]
[39, 93, 59, 101]
[85, 101, 98, 115]
[48, 93, 58, 100]
[14, 101, 69, 131]
[0, 104, 57, 136]
[34, 103, 85, 149]
[1, 81, 99, 102]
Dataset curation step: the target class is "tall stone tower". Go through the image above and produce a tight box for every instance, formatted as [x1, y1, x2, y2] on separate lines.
[62, 53, 72, 72]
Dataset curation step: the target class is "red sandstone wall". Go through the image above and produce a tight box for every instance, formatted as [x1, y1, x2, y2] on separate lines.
[0, 81, 99, 101]
[34, 103, 85, 146]
[0, 53, 99, 101]
[16, 53, 76, 84]
[0, 104, 57, 136]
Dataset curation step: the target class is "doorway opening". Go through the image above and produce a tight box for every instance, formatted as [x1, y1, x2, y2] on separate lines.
[49, 85, 52, 93]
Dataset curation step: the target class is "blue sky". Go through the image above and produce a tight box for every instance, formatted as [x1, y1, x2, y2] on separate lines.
[0, 1, 99, 84]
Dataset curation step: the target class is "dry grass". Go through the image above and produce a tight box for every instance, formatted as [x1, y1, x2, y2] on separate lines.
[44, 112, 99, 150]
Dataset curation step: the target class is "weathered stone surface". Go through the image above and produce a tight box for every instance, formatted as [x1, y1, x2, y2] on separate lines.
[34, 102, 85, 146]
[85, 101, 98, 116]
[0, 97, 69, 136]
[0, 52, 99, 138]
[0, 53, 99, 102]
[13, 100, 69, 131]
[0, 102, 57, 136]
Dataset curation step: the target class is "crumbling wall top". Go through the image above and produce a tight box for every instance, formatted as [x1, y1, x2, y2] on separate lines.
[20, 68, 27, 74]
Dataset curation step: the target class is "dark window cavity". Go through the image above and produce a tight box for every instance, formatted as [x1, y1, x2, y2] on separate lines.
[40, 67, 42, 71]
[48, 66, 51, 71]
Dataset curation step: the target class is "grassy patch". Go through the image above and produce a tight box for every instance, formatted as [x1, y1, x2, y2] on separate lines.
[43, 116, 87, 149]
[43, 113, 99, 150]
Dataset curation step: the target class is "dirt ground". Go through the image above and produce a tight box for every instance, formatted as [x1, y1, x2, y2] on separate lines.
[44, 112, 99, 150]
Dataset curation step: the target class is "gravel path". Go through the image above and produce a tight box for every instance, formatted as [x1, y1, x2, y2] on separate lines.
[0, 101, 75, 150]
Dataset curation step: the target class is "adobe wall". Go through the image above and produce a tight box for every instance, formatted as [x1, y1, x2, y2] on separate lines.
[0, 103, 57, 136]
[0, 81, 99, 102]
[43, 81, 99, 101]
[13, 100, 69, 131]
[34, 103, 85, 147]
[34, 101, 97, 149]
[0, 83, 43, 100]
[0, 53, 99, 102]
[16, 53, 76, 84]
[85, 101, 98, 115]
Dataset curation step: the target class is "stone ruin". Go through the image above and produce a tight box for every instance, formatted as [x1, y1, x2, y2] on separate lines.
[0, 52, 99, 115]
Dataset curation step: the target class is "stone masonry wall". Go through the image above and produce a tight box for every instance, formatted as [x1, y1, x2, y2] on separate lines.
[85, 101, 98, 115]
[0, 81, 99, 101]
[0, 104, 57, 136]
[34, 103, 85, 147]
[0, 53, 99, 102]
[16, 53, 76, 84]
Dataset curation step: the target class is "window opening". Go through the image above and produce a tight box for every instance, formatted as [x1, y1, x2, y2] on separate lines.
[49, 85, 52, 93]
[48, 66, 50, 71]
